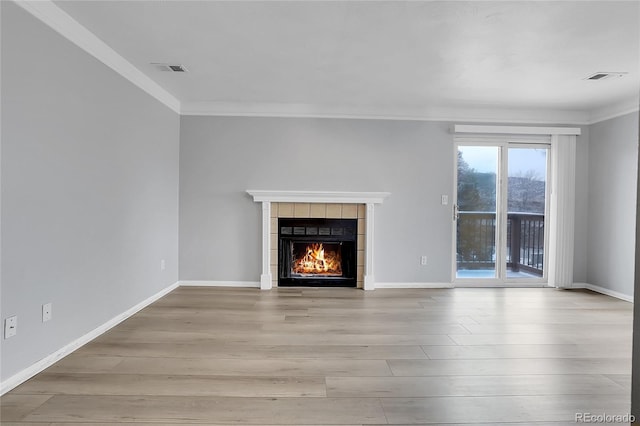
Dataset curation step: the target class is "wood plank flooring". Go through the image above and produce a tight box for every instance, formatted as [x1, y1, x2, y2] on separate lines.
[1, 286, 633, 425]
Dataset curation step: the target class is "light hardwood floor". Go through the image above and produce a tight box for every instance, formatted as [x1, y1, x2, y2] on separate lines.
[1, 286, 633, 425]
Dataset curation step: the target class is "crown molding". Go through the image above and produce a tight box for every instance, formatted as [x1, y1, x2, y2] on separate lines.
[454, 125, 581, 136]
[181, 101, 591, 125]
[588, 96, 640, 124]
[13, 0, 181, 114]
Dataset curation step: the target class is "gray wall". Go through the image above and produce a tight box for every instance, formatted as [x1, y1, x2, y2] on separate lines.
[179, 116, 455, 283]
[179, 116, 589, 285]
[586, 112, 639, 297]
[632, 107, 640, 420]
[1, 2, 180, 381]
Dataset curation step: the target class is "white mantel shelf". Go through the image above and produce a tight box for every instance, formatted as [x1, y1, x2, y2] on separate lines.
[248, 190, 390, 291]
[247, 190, 390, 204]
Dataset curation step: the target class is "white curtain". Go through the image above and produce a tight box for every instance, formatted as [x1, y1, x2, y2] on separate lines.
[548, 134, 577, 288]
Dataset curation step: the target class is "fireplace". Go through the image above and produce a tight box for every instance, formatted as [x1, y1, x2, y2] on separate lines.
[278, 218, 357, 287]
[246, 191, 390, 290]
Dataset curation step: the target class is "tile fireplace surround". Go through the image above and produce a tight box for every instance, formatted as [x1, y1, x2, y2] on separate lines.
[247, 191, 390, 290]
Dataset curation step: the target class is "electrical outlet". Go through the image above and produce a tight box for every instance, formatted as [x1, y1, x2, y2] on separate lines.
[43, 303, 52, 322]
[4, 316, 17, 339]
[160, 259, 166, 271]
[421, 255, 428, 265]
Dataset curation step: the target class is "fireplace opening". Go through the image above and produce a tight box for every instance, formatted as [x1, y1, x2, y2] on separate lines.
[292, 242, 343, 276]
[278, 218, 357, 287]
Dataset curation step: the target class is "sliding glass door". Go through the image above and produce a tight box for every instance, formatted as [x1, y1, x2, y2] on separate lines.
[505, 147, 548, 279]
[455, 146, 500, 279]
[455, 142, 549, 283]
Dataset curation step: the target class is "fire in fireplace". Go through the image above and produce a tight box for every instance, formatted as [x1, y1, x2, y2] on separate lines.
[292, 242, 342, 276]
[278, 218, 357, 287]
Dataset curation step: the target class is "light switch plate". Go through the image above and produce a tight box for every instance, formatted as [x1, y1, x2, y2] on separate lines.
[4, 316, 17, 339]
[43, 303, 52, 322]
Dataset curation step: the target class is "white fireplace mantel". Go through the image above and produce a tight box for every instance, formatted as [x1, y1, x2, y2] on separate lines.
[247, 190, 390, 204]
[247, 190, 390, 291]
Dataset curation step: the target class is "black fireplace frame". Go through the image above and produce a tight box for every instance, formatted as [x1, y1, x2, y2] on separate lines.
[278, 218, 357, 287]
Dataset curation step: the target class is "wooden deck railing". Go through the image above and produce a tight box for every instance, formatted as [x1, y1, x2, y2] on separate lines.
[457, 212, 544, 276]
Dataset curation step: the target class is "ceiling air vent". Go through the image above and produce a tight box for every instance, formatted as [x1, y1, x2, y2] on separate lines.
[585, 72, 627, 81]
[151, 63, 188, 73]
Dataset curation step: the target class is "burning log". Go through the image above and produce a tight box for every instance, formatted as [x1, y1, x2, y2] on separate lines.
[292, 243, 342, 276]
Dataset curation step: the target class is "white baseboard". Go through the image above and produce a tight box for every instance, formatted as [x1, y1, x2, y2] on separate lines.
[573, 282, 634, 303]
[0, 281, 180, 396]
[178, 280, 260, 288]
[375, 282, 454, 289]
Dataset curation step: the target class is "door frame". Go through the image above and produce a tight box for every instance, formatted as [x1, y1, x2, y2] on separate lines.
[452, 135, 551, 287]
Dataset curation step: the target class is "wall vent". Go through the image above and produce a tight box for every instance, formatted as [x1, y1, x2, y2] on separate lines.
[151, 63, 188, 73]
[585, 72, 627, 80]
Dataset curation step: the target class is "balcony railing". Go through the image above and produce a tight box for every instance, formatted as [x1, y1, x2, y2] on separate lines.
[456, 211, 544, 276]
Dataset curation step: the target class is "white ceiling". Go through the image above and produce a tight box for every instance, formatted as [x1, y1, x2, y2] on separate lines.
[48, 1, 640, 121]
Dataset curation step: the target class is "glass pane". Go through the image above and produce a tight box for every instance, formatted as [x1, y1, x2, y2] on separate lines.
[456, 146, 498, 279]
[506, 147, 547, 278]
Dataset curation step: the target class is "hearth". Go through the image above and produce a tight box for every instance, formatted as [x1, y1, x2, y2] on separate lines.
[278, 218, 357, 287]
